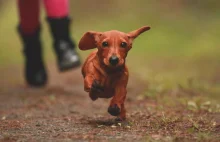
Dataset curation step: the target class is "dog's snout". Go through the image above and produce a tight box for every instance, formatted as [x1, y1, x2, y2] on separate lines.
[109, 56, 119, 66]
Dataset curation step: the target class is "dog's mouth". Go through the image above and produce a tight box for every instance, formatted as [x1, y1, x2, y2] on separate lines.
[103, 58, 125, 68]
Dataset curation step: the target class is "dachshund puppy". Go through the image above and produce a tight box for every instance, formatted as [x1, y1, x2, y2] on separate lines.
[78, 26, 150, 120]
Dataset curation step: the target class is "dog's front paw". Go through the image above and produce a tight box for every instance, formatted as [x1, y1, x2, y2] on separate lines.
[91, 80, 104, 93]
[108, 104, 121, 116]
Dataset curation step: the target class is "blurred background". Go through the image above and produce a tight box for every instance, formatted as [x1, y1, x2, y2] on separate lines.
[0, 0, 219, 99]
[0, 1, 219, 141]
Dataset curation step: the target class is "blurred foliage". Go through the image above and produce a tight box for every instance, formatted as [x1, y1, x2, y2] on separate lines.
[0, 0, 219, 61]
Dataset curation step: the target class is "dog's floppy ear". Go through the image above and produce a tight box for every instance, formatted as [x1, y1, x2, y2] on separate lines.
[127, 26, 150, 40]
[78, 31, 102, 50]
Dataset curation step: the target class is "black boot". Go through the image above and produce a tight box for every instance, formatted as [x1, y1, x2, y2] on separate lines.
[18, 26, 47, 87]
[47, 17, 81, 71]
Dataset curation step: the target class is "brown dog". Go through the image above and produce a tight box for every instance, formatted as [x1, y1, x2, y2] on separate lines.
[78, 26, 150, 120]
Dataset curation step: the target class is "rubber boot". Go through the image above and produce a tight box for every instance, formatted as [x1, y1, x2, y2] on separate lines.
[18, 26, 47, 87]
[47, 17, 81, 71]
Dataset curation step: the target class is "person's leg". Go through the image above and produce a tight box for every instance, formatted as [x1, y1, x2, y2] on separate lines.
[18, 0, 40, 34]
[44, 0, 69, 18]
[17, 0, 47, 86]
[43, 0, 80, 71]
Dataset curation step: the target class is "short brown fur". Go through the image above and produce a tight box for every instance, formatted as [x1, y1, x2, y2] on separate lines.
[78, 26, 150, 120]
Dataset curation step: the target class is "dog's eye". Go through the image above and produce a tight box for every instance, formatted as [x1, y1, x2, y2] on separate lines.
[120, 42, 127, 48]
[102, 42, 108, 47]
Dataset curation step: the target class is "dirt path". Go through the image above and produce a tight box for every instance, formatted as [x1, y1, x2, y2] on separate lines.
[0, 64, 219, 142]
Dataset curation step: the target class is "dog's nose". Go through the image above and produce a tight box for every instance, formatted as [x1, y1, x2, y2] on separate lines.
[109, 56, 119, 66]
